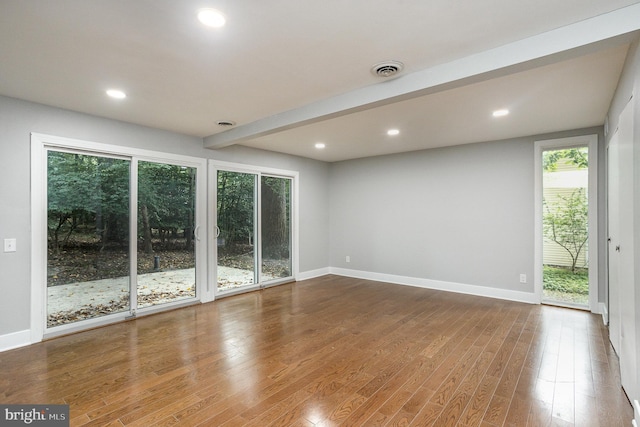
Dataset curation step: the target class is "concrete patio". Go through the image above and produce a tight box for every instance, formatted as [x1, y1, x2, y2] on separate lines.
[47, 266, 257, 315]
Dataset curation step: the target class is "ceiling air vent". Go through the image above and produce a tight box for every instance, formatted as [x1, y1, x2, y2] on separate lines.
[216, 120, 236, 127]
[371, 61, 404, 78]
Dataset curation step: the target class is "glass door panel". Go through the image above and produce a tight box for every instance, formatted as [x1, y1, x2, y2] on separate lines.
[47, 151, 130, 327]
[137, 161, 197, 308]
[261, 176, 292, 281]
[541, 146, 589, 307]
[216, 170, 258, 292]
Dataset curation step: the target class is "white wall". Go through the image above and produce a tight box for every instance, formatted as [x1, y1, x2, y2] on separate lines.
[329, 128, 605, 300]
[0, 95, 330, 340]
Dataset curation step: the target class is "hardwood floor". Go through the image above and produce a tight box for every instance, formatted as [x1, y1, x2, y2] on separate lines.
[0, 275, 632, 426]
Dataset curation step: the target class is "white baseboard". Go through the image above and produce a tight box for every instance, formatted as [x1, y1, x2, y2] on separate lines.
[0, 329, 31, 352]
[329, 267, 538, 304]
[600, 302, 608, 325]
[297, 267, 331, 281]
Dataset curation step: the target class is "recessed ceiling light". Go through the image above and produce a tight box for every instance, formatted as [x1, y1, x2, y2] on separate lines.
[387, 129, 400, 136]
[106, 89, 126, 99]
[492, 109, 509, 117]
[315, 143, 326, 149]
[198, 8, 226, 28]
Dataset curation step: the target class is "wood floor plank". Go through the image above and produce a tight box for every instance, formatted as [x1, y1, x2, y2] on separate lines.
[433, 346, 495, 426]
[483, 394, 511, 426]
[123, 394, 202, 427]
[528, 398, 553, 426]
[407, 401, 444, 426]
[170, 391, 239, 426]
[574, 392, 600, 427]
[503, 368, 537, 426]
[458, 373, 500, 426]
[0, 276, 633, 426]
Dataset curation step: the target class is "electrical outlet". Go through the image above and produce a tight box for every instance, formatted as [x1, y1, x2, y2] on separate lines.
[4, 238, 17, 253]
[345, 256, 350, 263]
[519, 273, 527, 284]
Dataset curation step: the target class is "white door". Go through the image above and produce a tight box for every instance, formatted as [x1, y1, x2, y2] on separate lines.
[608, 132, 621, 355]
[608, 97, 636, 399]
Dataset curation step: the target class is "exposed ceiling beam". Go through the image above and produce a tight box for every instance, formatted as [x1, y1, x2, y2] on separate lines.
[204, 3, 640, 150]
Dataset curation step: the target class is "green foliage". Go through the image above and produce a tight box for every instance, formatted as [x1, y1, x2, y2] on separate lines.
[138, 162, 196, 250]
[543, 265, 588, 295]
[48, 152, 196, 253]
[47, 152, 130, 251]
[261, 176, 291, 258]
[542, 147, 588, 171]
[47, 152, 99, 213]
[543, 188, 588, 273]
[217, 171, 255, 246]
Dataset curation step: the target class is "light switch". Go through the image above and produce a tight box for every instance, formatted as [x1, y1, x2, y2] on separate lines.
[4, 238, 16, 252]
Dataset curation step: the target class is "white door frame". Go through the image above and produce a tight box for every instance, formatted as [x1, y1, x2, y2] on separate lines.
[207, 159, 299, 300]
[534, 134, 598, 312]
[30, 133, 208, 341]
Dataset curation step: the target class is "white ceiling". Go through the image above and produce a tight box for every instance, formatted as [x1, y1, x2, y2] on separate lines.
[1, 1, 639, 162]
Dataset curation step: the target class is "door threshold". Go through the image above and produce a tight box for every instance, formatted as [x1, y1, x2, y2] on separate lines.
[542, 300, 589, 311]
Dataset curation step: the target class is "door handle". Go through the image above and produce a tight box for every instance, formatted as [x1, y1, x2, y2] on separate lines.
[215, 225, 220, 238]
[194, 225, 200, 241]
[616, 245, 620, 252]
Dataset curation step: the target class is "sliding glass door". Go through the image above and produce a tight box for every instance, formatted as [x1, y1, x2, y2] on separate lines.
[261, 176, 292, 282]
[47, 151, 131, 327]
[40, 137, 294, 335]
[213, 165, 295, 295]
[216, 170, 258, 292]
[39, 137, 205, 333]
[137, 161, 197, 309]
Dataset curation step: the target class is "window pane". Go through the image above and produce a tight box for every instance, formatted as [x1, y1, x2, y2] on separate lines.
[137, 162, 197, 308]
[261, 176, 292, 281]
[541, 147, 589, 307]
[47, 151, 130, 326]
[216, 171, 257, 292]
